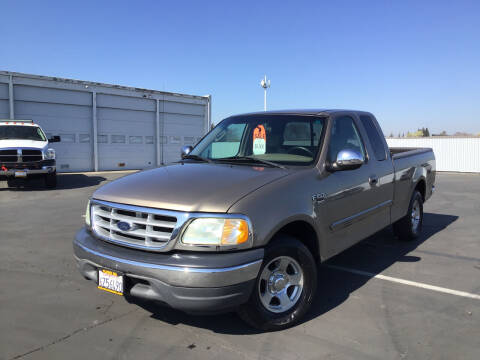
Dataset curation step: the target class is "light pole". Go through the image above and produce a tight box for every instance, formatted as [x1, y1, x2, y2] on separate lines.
[260, 75, 271, 111]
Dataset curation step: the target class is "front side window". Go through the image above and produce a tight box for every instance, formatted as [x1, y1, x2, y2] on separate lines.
[190, 115, 326, 166]
[0, 126, 46, 141]
[327, 116, 365, 163]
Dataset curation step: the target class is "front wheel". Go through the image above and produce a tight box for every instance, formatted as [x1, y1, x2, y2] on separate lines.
[393, 190, 423, 241]
[7, 177, 17, 188]
[45, 172, 57, 188]
[237, 235, 317, 331]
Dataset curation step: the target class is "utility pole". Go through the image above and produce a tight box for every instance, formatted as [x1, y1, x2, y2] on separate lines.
[260, 75, 271, 111]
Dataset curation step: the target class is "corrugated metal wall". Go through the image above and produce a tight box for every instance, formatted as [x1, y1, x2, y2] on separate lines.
[386, 137, 480, 173]
[14, 84, 94, 172]
[96, 94, 156, 171]
[0, 71, 211, 172]
[0, 83, 9, 118]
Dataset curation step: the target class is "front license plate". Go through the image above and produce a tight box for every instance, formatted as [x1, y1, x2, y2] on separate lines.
[98, 269, 124, 295]
[14, 171, 27, 178]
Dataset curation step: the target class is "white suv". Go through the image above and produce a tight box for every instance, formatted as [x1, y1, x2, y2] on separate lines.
[0, 120, 60, 188]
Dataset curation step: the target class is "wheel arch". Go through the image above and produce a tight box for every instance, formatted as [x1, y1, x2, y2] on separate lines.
[414, 178, 426, 201]
[265, 216, 321, 263]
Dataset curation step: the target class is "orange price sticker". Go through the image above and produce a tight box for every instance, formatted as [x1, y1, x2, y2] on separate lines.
[253, 125, 266, 155]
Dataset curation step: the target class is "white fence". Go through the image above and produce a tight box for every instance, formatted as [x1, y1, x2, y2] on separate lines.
[386, 137, 480, 173]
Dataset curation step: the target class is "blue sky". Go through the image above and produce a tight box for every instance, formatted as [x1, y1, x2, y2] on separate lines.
[1, 0, 479, 135]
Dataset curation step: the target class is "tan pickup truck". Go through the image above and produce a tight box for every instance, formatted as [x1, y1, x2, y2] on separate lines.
[74, 109, 435, 330]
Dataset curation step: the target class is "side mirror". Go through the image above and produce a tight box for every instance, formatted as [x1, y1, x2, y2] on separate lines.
[48, 136, 61, 143]
[181, 145, 193, 159]
[331, 149, 364, 171]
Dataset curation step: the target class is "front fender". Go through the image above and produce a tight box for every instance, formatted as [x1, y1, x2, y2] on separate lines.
[228, 168, 321, 250]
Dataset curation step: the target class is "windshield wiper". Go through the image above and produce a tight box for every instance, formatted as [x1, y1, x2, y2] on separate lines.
[182, 154, 213, 163]
[215, 156, 285, 169]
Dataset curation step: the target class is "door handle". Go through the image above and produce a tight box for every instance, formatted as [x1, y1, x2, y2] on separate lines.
[369, 175, 379, 186]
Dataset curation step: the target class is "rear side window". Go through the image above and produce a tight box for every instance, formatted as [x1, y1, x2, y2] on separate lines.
[359, 115, 387, 161]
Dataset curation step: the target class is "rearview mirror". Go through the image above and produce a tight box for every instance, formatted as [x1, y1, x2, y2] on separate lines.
[48, 136, 61, 143]
[181, 145, 193, 159]
[331, 149, 364, 171]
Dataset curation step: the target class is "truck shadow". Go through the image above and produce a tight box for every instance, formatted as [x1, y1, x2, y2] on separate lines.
[57, 174, 107, 190]
[127, 212, 458, 334]
[0, 174, 106, 191]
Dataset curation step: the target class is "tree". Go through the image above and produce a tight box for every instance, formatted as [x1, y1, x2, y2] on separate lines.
[407, 130, 423, 137]
[389, 132, 394, 138]
[440, 130, 447, 136]
[424, 128, 430, 137]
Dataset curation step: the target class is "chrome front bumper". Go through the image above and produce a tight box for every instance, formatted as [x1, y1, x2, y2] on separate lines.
[0, 165, 56, 176]
[75, 240, 262, 288]
[73, 227, 264, 312]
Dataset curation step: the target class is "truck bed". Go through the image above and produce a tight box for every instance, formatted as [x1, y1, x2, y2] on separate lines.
[389, 146, 436, 223]
[389, 147, 433, 160]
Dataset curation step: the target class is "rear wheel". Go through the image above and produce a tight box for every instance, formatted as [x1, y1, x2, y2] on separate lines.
[45, 172, 57, 188]
[237, 235, 317, 331]
[393, 190, 423, 241]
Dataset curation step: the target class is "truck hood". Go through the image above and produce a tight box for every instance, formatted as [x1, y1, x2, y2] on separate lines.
[93, 162, 291, 213]
[0, 139, 47, 150]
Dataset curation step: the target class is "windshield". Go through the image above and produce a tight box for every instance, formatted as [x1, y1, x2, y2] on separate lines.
[190, 115, 326, 166]
[0, 126, 47, 141]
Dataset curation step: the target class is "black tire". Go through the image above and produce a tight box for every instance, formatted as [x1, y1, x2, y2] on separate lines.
[393, 190, 423, 241]
[45, 172, 57, 188]
[237, 235, 317, 331]
[7, 177, 19, 188]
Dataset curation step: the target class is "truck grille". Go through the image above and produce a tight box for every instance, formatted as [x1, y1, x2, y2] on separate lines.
[0, 149, 43, 163]
[91, 201, 179, 251]
[0, 150, 18, 162]
[21, 149, 42, 162]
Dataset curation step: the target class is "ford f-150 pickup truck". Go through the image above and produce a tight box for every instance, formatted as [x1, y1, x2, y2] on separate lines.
[0, 120, 60, 188]
[74, 110, 435, 330]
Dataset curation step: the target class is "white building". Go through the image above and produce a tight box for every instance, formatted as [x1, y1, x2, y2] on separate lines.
[387, 137, 480, 173]
[0, 71, 211, 172]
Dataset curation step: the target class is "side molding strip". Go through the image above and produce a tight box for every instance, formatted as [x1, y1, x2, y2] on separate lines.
[330, 200, 392, 231]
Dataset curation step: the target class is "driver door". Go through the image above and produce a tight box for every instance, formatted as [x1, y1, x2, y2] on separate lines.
[315, 115, 378, 258]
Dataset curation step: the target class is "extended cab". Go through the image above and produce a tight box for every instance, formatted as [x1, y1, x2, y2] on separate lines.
[0, 120, 60, 188]
[74, 110, 435, 330]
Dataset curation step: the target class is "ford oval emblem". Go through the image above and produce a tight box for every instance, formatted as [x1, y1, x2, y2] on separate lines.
[117, 221, 131, 231]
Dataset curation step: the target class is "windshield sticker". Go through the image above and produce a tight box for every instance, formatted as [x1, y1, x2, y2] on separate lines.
[253, 125, 266, 155]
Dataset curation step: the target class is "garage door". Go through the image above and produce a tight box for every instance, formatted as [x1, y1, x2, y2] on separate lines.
[97, 94, 156, 171]
[0, 83, 9, 119]
[14, 85, 93, 172]
[163, 101, 205, 164]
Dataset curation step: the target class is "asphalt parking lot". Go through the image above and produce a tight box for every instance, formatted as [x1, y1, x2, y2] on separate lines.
[0, 172, 479, 360]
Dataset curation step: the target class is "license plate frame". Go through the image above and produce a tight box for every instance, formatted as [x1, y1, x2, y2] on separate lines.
[98, 269, 124, 296]
[14, 171, 27, 178]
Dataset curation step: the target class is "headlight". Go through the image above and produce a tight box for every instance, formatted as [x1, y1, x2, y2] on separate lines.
[182, 218, 250, 247]
[85, 200, 91, 227]
[44, 148, 56, 160]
